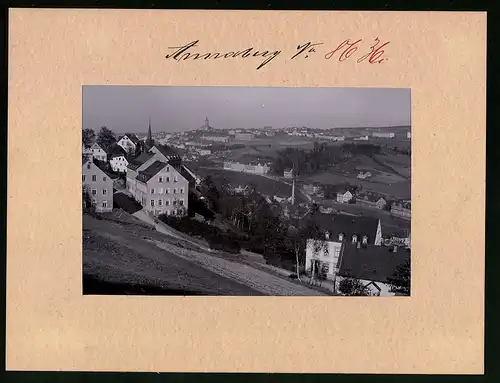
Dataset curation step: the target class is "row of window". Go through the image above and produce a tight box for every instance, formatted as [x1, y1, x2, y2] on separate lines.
[150, 187, 184, 195]
[150, 199, 184, 207]
[90, 188, 108, 196]
[83, 174, 107, 182]
[92, 200, 109, 208]
[157, 175, 177, 182]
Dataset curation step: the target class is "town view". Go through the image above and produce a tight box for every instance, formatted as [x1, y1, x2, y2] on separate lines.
[82, 86, 411, 296]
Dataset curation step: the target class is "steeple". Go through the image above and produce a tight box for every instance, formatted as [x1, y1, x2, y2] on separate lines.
[145, 116, 154, 150]
[205, 116, 209, 129]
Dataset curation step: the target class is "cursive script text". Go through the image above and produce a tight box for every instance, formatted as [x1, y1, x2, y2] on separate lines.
[165, 40, 282, 70]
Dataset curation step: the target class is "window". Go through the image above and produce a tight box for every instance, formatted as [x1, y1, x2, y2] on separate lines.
[180, 188, 184, 194]
[102, 189, 107, 195]
[166, 188, 170, 194]
[179, 200, 184, 206]
[334, 247, 341, 258]
[165, 200, 170, 206]
[82, 175, 86, 182]
[91, 189, 97, 195]
[151, 188, 155, 194]
[151, 199, 155, 207]
[102, 201, 107, 208]
[92, 174, 97, 182]
[159, 176, 163, 182]
[174, 176, 178, 182]
[159, 199, 163, 206]
[166, 177, 170, 182]
[103, 176, 107, 182]
[173, 188, 177, 194]
[87, 164, 91, 170]
[166, 166, 170, 172]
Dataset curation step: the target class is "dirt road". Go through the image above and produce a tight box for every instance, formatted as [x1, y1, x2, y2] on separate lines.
[83, 214, 326, 296]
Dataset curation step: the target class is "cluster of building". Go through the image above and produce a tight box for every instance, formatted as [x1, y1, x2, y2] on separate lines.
[334, 188, 411, 219]
[304, 214, 410, 296]
[82, 122, 200, 217]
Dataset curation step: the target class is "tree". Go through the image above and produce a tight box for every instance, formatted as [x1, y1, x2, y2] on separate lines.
[338, 278, 371, 296]
[82, 186, 96, 214]
[96, 126, 116, 151]
[387, 257, 411, 295]
[82, 128, 96, 147]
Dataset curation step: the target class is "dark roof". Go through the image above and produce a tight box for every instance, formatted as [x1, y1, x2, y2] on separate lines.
[127, 152, 154, 170]
[180, 165, 196, 184]
[153, 144, 178, 158]
[94, 160, 119, 179]
[136, 161, 168, 182]
[312, 213, 380, 245]
[338, 243, 410, 283]
[108, 144, 127, 158]
[126, 134, 141, 145]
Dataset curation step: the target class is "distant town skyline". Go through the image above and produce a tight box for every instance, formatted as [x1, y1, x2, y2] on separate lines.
[82, 86, 411, 134]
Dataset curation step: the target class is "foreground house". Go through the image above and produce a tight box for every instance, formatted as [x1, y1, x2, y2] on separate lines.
[304, 214, 382, 280]
[82, 158, 113, 212]
[108, 144, 129, 173]
[335, 243, 410, 296]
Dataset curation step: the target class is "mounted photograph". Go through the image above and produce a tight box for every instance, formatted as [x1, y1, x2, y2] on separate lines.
[82, 86, 411, 296]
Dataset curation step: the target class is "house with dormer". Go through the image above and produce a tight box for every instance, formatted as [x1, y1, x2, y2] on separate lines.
[126, 145, 196, 217]
[304, 214, 382, 280]
[117, 133, 141, 154]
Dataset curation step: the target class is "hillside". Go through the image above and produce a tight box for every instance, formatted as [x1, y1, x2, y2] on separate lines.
[83, 212, 327, 296]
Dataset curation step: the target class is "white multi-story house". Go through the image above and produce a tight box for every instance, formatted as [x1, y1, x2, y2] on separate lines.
[82, 158, 113, 212]
[117, 134, 141, 154]
[126, 145, 196, 217]
[88, 143, 107, 162]
[109, 153, 129, 173]
[223, 161, 270, 175]
[305, 215, 383, 282]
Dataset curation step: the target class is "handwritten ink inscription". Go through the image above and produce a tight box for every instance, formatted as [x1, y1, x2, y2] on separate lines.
[165, 38, 390, 70]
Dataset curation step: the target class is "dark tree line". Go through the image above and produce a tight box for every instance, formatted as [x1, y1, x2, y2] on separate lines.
[271, 142, 384, 176]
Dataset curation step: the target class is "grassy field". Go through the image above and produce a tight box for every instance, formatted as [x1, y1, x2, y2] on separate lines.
[195, 167, 303, 201]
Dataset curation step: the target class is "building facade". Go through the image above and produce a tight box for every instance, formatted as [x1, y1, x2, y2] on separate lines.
[109, 154, 129, 173]
[391, 202, 411, 219]
[336, 190, 353, 203]
[126, 145, 192, 217]
[223, 161, 270, 175]
[283, 169, 294, 178]
[117, 134, 140, 154]
[82, 159, 113, 212]
[89, 143, 107, 162]
[372, 132, 395, 138]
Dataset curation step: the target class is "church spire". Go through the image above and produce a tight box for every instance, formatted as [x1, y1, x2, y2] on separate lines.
[146, 116, 154, 150]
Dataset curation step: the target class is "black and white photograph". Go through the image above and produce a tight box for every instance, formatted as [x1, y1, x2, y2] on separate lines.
[82, 86, 411, 297]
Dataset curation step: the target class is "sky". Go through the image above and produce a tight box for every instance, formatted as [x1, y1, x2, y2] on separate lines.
[82, 86, 411, 133]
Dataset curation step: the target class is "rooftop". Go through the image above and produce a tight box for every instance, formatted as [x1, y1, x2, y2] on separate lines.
[136, 161, 168, 182]
[310, 213, 380, 245]
[338, 243, 410, 283]
[127, 152, 154, 170]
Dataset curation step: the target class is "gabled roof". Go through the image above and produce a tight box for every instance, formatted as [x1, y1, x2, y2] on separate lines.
[127, 152, 154, 170]
[90, 142, 105, 151]
[136, 161, 168, 182]
[108, 143, 127, 158]
[338, 243, 410, 283]
[311, 213, 380, 245]
[119, 133, 140, 145]
[153, 144, 178, 159]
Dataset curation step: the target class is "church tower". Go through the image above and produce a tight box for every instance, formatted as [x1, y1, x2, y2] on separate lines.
[145, 116, 154, 150]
